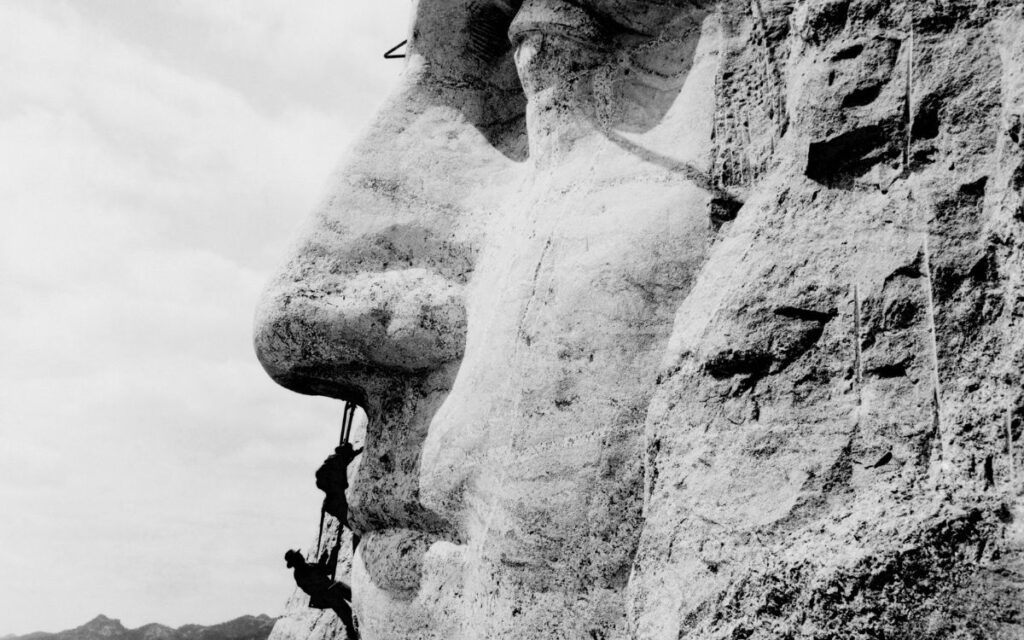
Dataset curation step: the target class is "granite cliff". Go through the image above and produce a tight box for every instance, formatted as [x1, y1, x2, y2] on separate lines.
[258, 0, 1024, 638]
[633, 2, 1024, 637]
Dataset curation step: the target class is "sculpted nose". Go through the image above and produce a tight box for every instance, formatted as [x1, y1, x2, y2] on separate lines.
[254, 215, 473, 400]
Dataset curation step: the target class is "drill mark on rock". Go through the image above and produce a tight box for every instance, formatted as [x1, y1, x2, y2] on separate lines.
[1006, 409, 1017, 488]
[903, 21, 914, 172]
[921, 232, 943, 429]
[853, 284, 863, 388]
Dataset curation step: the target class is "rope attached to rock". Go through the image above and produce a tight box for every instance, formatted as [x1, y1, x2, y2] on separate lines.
[340, 401, 356, 446]
[316, 401, 358, 556]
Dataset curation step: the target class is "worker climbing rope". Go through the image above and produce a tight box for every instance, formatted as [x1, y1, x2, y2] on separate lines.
[284, 549, 359, 639]
[316, 402, 363, 552]
[283, 402, 364, 637]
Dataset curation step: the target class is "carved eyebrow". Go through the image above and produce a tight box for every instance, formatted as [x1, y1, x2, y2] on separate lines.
[578, 0, 716, 39]
[507, 0, 609, 46]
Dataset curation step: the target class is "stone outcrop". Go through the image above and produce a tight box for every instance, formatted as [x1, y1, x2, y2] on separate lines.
[631, 2, 1024, 638]
[256, 1, 1024, 638]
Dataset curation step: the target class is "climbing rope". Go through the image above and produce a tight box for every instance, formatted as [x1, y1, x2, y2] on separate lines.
[316, 401, 359, 561]
[340, 401, 356, 446]
[314, 509, 344, 582]
[316, 504, 327, 560]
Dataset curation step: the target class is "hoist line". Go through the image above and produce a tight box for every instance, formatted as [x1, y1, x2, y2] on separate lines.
[340, 401, 356, 446]
[315, 504, 326, 560]
[313, 401, 357, 562]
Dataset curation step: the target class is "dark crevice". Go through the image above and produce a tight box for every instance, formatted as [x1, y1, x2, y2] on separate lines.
[1012, 162, 1024, 192]
[885, 254, 924, 282]
[912, 96, 941, 140]
[774, 306, 836, 324]
[959, 176, 988, 201]
[841, 83, 883, 109]
[704, 349, 772, 380]
[806, 124, 896, 186]
[864, 361, 909, 379]
[832, 42, 864, 60]
[709, 196, 744, 230]
[910, 146, 937, 170]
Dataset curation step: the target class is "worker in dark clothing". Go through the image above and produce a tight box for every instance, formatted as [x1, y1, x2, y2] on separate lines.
[316, 442, 363, 549]
[285, 549, 359, 639]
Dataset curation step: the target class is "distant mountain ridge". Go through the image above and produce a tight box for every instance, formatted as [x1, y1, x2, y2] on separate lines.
[4, 614, 277, 640]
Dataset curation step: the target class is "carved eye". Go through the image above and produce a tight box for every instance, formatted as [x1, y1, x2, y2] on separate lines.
[507, 0, 608, 50]
[506, 0, 611, 99]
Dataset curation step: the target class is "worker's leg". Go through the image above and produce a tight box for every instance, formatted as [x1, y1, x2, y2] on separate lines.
[332, 599, 358, 640]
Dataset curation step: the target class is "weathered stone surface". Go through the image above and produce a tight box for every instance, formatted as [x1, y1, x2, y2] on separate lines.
[256, 1, 1024, 638]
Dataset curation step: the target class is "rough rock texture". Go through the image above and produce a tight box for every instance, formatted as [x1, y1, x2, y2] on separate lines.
[632, 2, 1024, 638]
[256, 1, 1024, 638]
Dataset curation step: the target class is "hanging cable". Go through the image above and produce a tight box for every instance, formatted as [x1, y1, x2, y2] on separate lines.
[315, 504, 327, 559]
[340, 401, 356, 446]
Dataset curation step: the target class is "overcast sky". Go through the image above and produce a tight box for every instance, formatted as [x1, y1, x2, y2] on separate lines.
[0, 1, 407, 633]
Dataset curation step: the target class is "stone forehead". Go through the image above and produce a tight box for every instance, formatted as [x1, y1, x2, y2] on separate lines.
[543, 0, 708, 33]
[468, 0, 708, 34]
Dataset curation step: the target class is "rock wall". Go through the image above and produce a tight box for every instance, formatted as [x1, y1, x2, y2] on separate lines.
[259, 1, 1024, 638]
[632, 1, 1024, 637]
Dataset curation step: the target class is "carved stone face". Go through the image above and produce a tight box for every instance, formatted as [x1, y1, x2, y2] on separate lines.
[256, 0, 1024, 637]
[255, 1, 721, 637]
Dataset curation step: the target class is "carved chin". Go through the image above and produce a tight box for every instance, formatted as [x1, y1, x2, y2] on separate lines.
[352, 539, 466, 639]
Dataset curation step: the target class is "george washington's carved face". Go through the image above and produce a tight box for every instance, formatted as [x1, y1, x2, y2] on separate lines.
[255, 1, 721, 637]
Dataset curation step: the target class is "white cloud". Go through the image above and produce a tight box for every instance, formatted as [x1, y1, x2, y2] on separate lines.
[0, 0, 406, 633]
